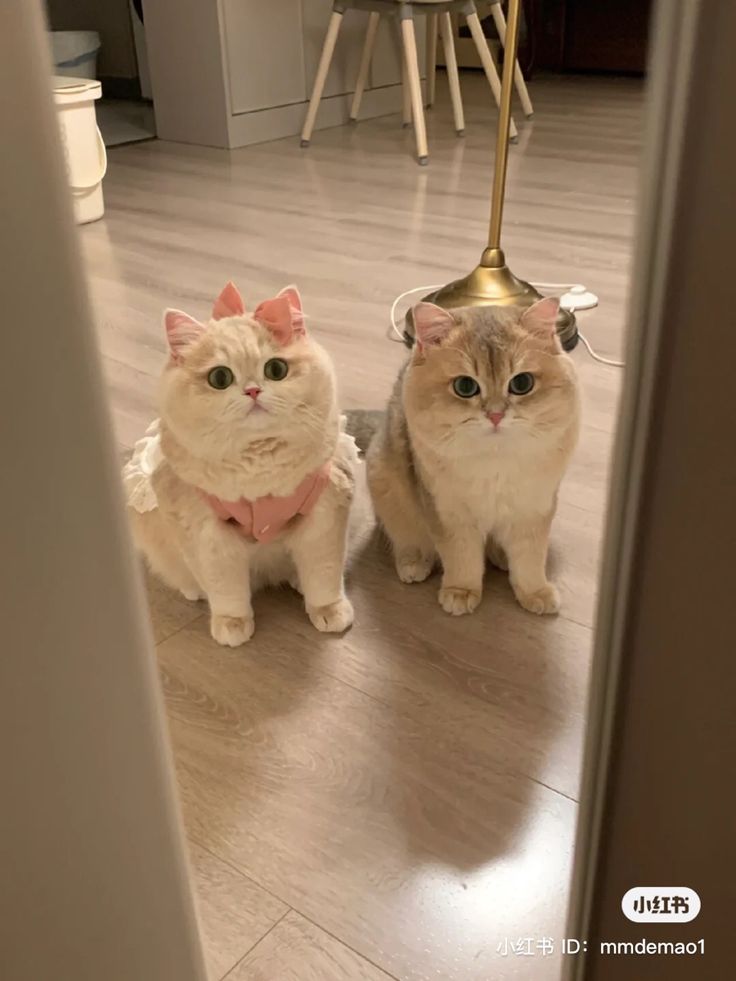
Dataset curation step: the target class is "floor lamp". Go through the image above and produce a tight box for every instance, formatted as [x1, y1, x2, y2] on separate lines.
[405, 0, 578, 350]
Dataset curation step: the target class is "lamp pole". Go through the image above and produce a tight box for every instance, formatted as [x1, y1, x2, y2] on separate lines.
[406, 0, 578, 350]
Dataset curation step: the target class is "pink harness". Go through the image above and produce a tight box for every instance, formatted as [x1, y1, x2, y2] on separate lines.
[202, 463, 331, 544]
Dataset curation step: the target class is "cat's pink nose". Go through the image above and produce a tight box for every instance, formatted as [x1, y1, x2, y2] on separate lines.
[244, 386, 262, 400]
[488, 410, 505, 427]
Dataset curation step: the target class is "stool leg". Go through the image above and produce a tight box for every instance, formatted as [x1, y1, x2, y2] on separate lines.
[400, 10, 428, 164]
[301, 7, 344, 147]
[465, 8, 518, 141]
[401, 44, 412, 127]
[350, 11, 380, 122]
[425, 13, 438, 108]
[439, 12, 465, 135]
[490, 1, 533, 117]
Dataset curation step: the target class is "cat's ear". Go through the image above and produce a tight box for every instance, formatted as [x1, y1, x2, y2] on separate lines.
[254, 285, 306, 345]
[212, 281, 246, 320]
[164, 309, 206, 361]
[521, 297, 560, 341]
[413, 302, 456, 350]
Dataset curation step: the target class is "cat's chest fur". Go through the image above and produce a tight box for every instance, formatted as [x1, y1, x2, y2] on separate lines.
[418, 435, 562, 533]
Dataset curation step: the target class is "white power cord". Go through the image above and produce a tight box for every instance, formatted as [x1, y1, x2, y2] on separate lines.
[388, 281, 625, 368]
[388, 285, 441, 342]
[530, 282, 625, 366]
[576, 330, 625, 368]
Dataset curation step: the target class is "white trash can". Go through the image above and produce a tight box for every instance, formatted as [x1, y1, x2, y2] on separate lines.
[50, 31, 101, 80]
[52, 76, 107, 225]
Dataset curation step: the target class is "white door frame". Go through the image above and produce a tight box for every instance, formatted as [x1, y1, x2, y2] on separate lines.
[0, 4, 206, 979]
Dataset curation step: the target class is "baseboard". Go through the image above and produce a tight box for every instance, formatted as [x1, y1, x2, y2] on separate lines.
[226, 83, 407, 150]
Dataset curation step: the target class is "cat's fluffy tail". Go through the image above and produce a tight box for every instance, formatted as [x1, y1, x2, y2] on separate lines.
[343, 409, 383, 454]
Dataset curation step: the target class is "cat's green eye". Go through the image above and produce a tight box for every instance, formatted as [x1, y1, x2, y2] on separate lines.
[452, 375, 481, 399]
[207, 366, 234, 390]
[264, 358, 289, 381]
[508, 372, 535, 396]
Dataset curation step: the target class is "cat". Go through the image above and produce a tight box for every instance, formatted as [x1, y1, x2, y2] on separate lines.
[363, 297, 580, 616]
[123, 281, 358, 647]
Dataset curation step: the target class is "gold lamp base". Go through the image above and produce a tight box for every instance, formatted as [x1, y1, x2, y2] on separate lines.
[403, 248, 579, 351]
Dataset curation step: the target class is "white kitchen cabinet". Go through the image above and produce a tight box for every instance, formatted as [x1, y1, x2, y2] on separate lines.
[223, 0, 307, 114]
[146, 0, 417, 149]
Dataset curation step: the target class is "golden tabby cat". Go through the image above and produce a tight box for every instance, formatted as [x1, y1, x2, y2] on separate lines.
[365, 297, 580, 616]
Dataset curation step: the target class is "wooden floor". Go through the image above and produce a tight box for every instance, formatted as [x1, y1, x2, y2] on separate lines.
[81, 73, 642, 981]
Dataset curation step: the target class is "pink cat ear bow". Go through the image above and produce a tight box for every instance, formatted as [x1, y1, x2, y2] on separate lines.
[254, 285, 306, 346]
[212, 281, 246, 320]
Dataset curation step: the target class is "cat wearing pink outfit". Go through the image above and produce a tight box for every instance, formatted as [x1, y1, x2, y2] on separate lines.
[124, 281, 358, 647]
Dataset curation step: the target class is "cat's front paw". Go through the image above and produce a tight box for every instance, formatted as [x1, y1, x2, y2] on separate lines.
[438, 586, 481, 616]
[307, 597, 354, 633]
[210, 614, 255, 647]
[395, 549, 433, 583]
[514, 583, 560, 616]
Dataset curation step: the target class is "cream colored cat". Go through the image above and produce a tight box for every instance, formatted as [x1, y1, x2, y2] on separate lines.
[124, 282, 357, 647]
[365, 297, 580, 616]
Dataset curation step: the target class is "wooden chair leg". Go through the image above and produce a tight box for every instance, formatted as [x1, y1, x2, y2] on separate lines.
[490, 1, 534, 117]
[425, 13, 438, 108]
[465, 9, 518, 141]
[439, 12, 465, 135]
[400, 11, 428, 164]
[401, 43, 412, 127]
[350, 11, 380, 121]
[301, 8, 344, 146]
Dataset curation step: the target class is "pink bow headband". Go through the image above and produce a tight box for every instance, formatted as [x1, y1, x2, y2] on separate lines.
[164, 281, 306, 360]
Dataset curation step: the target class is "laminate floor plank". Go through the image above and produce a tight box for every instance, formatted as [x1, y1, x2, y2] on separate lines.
[143, 566, 203, 645]
[226, 911, 395, 981]
[188, 840, 289, 980]
[159, 617, 577, 981]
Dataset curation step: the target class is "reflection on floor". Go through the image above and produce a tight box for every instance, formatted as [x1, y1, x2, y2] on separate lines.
[82, 72, 642, 980]
[97, 98, 155, 147]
